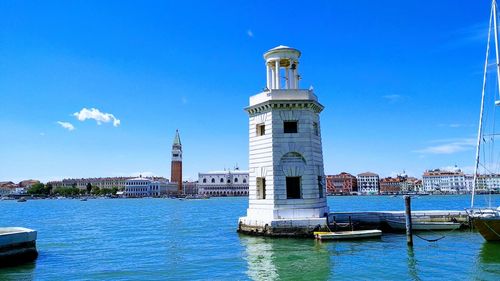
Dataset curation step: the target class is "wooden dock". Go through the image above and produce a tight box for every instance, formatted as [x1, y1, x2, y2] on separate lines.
[328, 210, 470, 230]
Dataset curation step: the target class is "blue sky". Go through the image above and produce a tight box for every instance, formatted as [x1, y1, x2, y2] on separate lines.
[0, 0, 492, 182]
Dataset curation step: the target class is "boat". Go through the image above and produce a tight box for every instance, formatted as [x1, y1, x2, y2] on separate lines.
[0, 227, 38, 266]
[313, 230, 382, 240]
[386, 219, 461, 231]
[17, 197, 27, 202]
[467, 0, 500, 241]
[471, 209, 500, 241]
[185, 194, 210, 200]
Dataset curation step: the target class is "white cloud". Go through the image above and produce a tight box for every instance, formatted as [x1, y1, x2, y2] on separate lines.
[247, 29, 254, 37]
[73, 108, 120, 127]
[57, 121, 75, 131]
[437, 123, 474, 128]
[414, 138, 475, 154]
[455, 22, 488, 43]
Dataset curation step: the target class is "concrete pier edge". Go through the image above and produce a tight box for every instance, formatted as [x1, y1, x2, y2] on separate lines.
[237, 217, 329, 238]
[0, 227, 38, 267]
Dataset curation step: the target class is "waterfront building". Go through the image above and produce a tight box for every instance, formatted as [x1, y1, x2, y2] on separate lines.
[326, 173, 357, 195]
[414, 179, 424, 193]
[0, 187, 10, 196]
[11, 187, 28, 195]
[197, 169, 249, 197]
[124, 177, 177, 197]
[442, 171, 500, 193]
[0, 182, 17, 196]
[0, 181, 17, 188]
[18, 180, 40, 188]
[422, 167, 467, 193]
[379, 176, 404, 194]
[465, 174, 474, 192]
[0, 181, 15, 196]
[379, 172, 421, 194]
[171, 130, 183, 193]
[0, 181, 30, 195]
[357, 172, 380, 194]
[475, 174, 500, 192]
[48, 177, 137, 190]
[400, 177, 422, 193]
[182, 181, 199, 195]
[239, 45, 328, 235]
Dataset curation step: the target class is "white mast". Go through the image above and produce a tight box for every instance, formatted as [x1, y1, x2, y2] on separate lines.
[472, 0, 496, 208]
[494, 0, 500, 98]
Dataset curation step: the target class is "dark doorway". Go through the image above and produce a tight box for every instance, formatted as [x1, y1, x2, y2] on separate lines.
[286, 177, 301, 199]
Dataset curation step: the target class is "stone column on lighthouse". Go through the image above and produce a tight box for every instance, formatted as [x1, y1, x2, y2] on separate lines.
[238, 45, 329, 236]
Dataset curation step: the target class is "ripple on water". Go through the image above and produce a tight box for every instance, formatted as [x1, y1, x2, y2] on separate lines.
[0, 196, 499, 280]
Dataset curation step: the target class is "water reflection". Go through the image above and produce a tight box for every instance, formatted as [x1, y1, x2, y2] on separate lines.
[473, 242, 500, 279]
[240, 235, 331, 280]
[0, 261, 36, 281]
[479, 242, 500, 264]
[406, 246, 421, 281]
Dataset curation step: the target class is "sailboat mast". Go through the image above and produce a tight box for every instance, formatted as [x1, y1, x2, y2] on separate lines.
[472, 0, 495, 208]
[493, 1, 500, 96]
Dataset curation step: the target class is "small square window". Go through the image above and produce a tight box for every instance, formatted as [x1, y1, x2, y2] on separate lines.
[256, 124, 265, 136]
[284, 121, 298, 133]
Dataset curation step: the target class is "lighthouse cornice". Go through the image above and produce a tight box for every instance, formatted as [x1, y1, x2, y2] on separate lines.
[246, 89, 323, 115]
[245, 99, 324, 116]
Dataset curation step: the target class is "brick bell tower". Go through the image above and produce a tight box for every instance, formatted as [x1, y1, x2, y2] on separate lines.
[171, 129, 182, 193]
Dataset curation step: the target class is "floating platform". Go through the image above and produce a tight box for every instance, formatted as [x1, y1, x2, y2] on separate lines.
[314, 229, 382, 240]
[0, 227, 38, 267]
[386, 219, 462, 231]
[328, 210, 469, 231]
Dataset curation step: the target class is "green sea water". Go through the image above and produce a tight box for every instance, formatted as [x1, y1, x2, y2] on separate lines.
[0, 195, 499, 280]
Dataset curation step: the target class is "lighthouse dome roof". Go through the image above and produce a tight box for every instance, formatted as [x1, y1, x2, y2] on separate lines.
[264, 45, 301, 61]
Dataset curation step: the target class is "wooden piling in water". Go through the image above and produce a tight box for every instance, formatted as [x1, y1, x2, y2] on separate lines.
[405, 195, 413, 246]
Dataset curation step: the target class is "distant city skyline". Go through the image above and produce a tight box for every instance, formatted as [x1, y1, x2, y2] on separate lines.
[0, 1, 490, 182]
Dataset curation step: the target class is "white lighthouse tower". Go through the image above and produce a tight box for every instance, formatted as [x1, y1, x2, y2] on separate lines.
[238, 45, 329, 236]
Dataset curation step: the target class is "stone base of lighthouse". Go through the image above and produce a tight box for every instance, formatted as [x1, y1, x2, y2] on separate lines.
[237, 206, 329, 237]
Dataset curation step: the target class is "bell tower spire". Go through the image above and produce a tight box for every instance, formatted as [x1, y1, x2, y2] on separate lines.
[171, 129, 182, 193]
